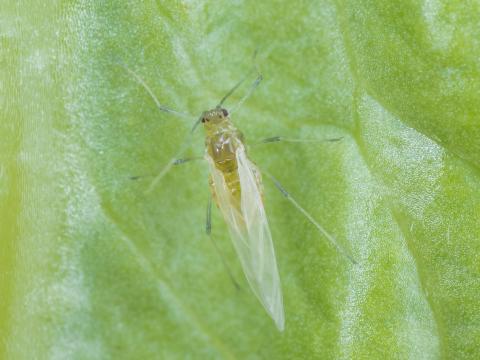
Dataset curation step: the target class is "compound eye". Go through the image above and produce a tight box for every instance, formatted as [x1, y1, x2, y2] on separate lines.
[222, 109, 228, 117]
[201, 117, 207, 123]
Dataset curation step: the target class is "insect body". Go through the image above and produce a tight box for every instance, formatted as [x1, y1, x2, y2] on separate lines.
[202, 108, 284, 330]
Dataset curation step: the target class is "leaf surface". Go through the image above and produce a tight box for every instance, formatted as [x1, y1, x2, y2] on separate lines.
[1, 1, 479, 359]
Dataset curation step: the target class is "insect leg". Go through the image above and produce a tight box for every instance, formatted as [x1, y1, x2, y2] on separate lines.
[117, 62, 204, 194]
[117, 62, 194, 120]
[264, 171, 357, 265]
[172, 156, 204, 165]
[144, 115, 204, 194]
[129, 157, 204, 180]
[206, 196, 242, 290]
[145, 143, 192, 193]
[251, 136, 343, 146]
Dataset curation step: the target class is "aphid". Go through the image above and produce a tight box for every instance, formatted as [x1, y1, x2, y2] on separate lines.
[121, 56, 355, 332]
[202, 106, 285, 330]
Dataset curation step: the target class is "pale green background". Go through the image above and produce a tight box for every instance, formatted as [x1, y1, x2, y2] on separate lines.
[1, 1, 479, 359]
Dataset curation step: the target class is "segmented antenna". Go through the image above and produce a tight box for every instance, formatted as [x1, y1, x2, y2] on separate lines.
[216, 49, 261, 110]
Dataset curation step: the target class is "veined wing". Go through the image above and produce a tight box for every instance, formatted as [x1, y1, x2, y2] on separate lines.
[207, 146, 285, 331]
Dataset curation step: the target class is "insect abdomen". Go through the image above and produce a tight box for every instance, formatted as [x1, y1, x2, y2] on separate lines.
[209, 158, 241, 205]
[206, 129, 243, 205]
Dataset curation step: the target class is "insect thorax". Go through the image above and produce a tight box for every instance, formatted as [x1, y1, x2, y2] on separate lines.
[205, 119, 244, 168]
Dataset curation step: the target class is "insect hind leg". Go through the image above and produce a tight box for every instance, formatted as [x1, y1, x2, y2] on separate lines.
[264, 171, 357, 265]
[206, 196, 242, 290]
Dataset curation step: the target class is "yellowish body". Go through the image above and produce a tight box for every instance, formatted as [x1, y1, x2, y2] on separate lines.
[201, 107, 285, 331]
[203, 108, 258, 208]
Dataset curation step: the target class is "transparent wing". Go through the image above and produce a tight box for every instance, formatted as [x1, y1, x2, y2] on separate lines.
[207, 146, 284, 331]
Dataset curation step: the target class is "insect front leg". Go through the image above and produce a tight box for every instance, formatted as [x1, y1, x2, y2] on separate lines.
[117, 62, 193, 120]
[118, 63, 205, 193]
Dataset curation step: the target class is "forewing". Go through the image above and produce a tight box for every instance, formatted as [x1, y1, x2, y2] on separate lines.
[207, 147, 284, 331]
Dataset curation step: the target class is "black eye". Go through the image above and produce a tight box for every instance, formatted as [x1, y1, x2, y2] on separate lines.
[222, 109, 228, 117]
[201, 117, 206, 123]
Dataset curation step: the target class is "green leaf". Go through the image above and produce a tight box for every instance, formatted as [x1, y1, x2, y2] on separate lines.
[2, 1, 479, 358]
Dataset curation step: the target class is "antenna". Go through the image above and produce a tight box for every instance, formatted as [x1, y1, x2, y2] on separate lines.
[216, 49, 261, 109]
